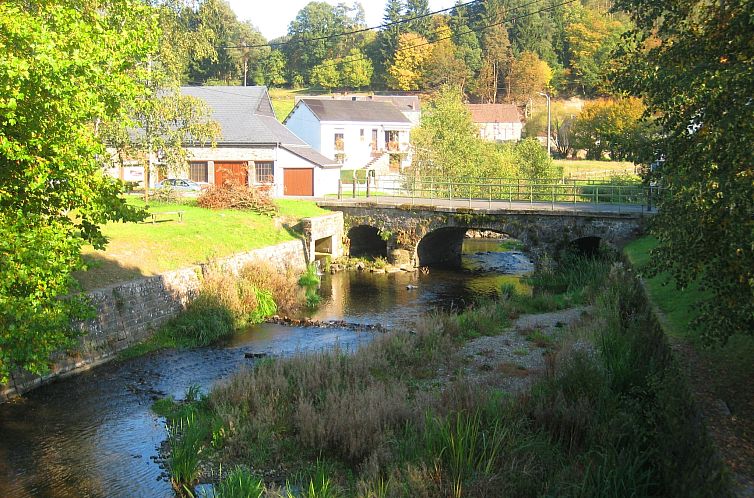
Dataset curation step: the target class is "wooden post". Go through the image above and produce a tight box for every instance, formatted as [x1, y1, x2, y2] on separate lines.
[338, 179, 342, 200]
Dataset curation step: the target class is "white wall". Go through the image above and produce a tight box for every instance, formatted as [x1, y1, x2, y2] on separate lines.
[284, 105, 322, 152]
[320, 121, 412, 170]
[477, 122, 523, 142]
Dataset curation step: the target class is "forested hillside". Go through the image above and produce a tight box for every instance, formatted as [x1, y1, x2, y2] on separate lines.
[167, 0, 629, 103]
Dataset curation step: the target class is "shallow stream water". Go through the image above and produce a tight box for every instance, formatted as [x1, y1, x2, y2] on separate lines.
[0, 239, 532, 498]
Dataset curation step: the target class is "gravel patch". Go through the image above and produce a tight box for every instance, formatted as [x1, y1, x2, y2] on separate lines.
[455, 307, 590, 394]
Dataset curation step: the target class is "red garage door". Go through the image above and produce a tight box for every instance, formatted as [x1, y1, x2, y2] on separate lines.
[284, 168, 314, 196]
[215, 161, 248, 186]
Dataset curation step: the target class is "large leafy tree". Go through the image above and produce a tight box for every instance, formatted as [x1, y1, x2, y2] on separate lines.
[613, 0, 754, 343]
[341, 49, 374, 89]
[0, 0, 156, 382]
[104, 0, 221, 202]
[571, 97, 646, 160]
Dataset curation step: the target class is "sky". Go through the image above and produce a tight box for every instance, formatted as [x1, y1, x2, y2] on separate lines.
[225, 0, 458, 41]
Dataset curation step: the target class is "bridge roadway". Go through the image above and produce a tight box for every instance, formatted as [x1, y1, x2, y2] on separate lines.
[319, 196, 654, 216]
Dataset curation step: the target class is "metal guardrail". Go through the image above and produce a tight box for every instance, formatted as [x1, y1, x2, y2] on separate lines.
[337, 176, 662, 214]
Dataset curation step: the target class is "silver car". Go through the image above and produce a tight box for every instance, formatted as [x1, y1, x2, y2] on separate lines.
[155, 178, 205, 192]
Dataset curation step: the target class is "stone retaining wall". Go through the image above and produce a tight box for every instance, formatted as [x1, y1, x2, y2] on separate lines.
[0, 239, 307, 402]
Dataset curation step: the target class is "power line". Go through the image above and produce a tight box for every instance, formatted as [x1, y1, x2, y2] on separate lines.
[221, 0, 481, 51]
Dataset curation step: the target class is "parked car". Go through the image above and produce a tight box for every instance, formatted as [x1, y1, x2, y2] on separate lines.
[155, 178, 206, 192]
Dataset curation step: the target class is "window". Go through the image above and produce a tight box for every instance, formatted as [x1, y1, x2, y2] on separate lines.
[360, 128, 365, 142]
[188, 162, 208, 183]
[334, 132, 344, 152]
[255, 161, 274, 184]
[385, 130, 400, 151]
[371, 129, 378, 151]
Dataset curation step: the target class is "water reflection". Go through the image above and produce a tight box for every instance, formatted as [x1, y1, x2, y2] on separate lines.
[0, 238, 531, 498]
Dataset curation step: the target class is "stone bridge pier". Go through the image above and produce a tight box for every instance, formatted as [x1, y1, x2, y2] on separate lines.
[322, 203, 647, 268]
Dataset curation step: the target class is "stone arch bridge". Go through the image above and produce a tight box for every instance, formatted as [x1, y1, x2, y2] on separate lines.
[317, 201, 649, 267]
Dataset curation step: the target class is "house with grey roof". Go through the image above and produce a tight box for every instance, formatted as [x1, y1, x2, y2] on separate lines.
[466, 103, 522, 142]
[108, 86, 340, 197]
[284, 98, 415, 174]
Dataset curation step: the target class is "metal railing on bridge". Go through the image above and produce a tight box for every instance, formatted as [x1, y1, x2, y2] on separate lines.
[336, 176, 661, 213]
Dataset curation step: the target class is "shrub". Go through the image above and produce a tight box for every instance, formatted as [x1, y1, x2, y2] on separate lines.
[166, 294, 235, 346]
[197, 181, 277, 215]
[239, 262, 303, 315]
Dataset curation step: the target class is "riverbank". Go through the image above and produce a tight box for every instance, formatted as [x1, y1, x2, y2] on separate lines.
[156, 250, 730, 497]
[625, 237, 754, 496]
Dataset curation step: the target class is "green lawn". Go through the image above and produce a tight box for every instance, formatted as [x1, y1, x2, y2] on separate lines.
[75, 197, 329, 290]
[556, 159, 639, 180]
[268, 87, 326, 122]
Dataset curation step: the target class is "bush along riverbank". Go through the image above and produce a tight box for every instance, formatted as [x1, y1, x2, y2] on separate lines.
[120, 262, 319, 360]
[154, 251, 731, 497]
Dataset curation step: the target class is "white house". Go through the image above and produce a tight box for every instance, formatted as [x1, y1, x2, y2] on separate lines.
[467, 104, 522, 142]
[284, 99, 414, 174]
[107, 86, 340, 197]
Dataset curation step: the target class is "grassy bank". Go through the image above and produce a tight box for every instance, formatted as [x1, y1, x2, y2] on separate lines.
[75, 198, 328, 290]
[625, 237, 754, 484]
[155, 251, 729, 497]
[120, 262, 320, 361]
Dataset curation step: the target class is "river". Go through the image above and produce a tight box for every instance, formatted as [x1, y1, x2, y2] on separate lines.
[0, 238, 532, 498]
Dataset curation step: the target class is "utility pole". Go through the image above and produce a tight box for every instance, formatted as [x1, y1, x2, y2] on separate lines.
[539, 92, 551, 158]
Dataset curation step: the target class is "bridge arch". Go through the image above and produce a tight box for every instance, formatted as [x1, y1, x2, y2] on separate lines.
[416, 227, 525, 268]
[347, 225, 387, 258]
[570, 236, 602, 257]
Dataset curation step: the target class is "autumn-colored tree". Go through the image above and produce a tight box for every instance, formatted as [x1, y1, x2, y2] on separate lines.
[509, 51, 552, 105]
[571, 97, 645, 160]
[564, 3, 626, 95]
[387, 32, 432, 91]
[423, 23, 468, 90]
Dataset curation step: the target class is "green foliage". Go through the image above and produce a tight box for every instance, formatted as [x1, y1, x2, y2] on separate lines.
[167, 412, 206, 487]
[613, 0, 754, 343]
[298, 264, 321, 288]
[310, 60, 341, 91]
[340, 49, 373, 89]
[0, 0, 156, 381]
[165, 294, 235, 347]
[214, 468, 266, 498]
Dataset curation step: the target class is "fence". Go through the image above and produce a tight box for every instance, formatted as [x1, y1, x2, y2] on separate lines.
[337, 176, 662, 213]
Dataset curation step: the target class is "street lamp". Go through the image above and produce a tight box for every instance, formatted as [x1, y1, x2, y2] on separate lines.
[539, 92, 551, 158]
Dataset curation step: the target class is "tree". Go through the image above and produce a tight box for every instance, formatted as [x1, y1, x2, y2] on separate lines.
[525, 101, 578, 157]
[405, 0, 432, 39]
[478, 4, 513, 103]
[0, 0, 156, 382]
[571, 97, 645, 160]
[285, 1, 366, 83]
[104, 0, 221, 202]
[423, 23, 468, 90]
[410, 87, 486, 179]
[563, 4, 626, 95]
[263, 50, 287, 87]
[613, 0, 754, 343]
[449, 1, 482, 83]
[310, 59, 341, 90]
[375, 0, 405, 86]
[341, 49, 373, 89]
[387, 32, 432, 91]
[509, 51, 552, 105]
